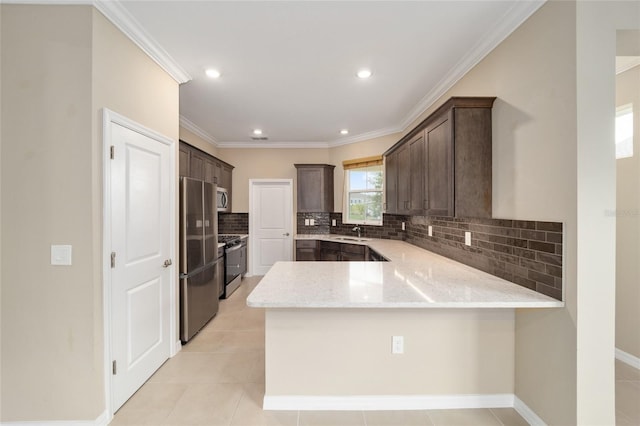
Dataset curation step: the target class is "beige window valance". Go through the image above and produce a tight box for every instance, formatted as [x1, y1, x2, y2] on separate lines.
[342, 155, 383, 170]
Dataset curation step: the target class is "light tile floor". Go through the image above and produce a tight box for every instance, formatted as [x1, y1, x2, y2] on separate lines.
[111, 276, 640, 426]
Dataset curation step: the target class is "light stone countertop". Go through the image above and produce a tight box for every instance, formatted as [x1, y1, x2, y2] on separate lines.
[246, 234, 564, 309]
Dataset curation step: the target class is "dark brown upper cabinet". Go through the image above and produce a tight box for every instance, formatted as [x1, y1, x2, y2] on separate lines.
[295, 164, 335, 213]
[384, 96, 495, 218]
[179, 140, 234, 209]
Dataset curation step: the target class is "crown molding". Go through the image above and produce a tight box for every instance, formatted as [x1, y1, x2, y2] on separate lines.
[616, 57, 640, 75]
[93, 0, 191, 84]
[399, 0, 546, 131]
[327, 125, 402, 148]
[179, 115, 218, 146]
[3, 0, 192, 83]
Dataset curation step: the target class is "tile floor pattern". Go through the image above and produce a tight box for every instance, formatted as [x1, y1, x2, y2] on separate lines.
[111, 276, 640, 426]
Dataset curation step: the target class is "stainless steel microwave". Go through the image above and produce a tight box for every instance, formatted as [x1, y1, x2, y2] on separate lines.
[217, 187, 229, 212]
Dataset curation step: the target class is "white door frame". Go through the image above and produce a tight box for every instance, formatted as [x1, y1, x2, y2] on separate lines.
[249, 179, 294, 276]
[102, 108, 178, 418]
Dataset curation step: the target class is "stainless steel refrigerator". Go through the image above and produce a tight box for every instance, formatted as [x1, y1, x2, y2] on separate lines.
[180, 177, 219, 343]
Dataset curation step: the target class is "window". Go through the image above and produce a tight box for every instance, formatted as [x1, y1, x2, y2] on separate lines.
[342, 156, 383, 225]
[616, 104, 633, 159]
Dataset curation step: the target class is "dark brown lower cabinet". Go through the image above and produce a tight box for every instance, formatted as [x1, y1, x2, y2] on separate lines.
[295, 240, 319, 261]
[319, 241, 366, 261]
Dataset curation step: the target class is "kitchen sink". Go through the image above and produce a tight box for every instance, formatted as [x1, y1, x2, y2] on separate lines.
[332, 236, 371, 242]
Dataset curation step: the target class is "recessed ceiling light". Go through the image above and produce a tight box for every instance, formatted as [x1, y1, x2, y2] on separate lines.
[340, 129, 349, 135]
[205, 68, 221, 78]
[356, 69, 372, 79]
[253, 129, 263, 135]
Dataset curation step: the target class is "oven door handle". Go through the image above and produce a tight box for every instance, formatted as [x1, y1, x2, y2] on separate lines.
[225, 244, 242, 254]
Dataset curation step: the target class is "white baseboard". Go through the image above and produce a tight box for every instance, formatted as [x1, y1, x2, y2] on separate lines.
[616, 348, 640, 370]
[263, 393, 514, 411]
[0, 409, 109, 426]
[173, 339, 183, 357]
[514, 396, 547, 426]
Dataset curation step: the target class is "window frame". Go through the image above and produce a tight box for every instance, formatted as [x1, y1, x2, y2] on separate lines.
[342, 163, 384, 226]
[616, 103, 634, 160]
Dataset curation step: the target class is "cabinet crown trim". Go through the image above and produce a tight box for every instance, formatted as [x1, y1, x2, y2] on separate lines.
[384, 96, 496, 156]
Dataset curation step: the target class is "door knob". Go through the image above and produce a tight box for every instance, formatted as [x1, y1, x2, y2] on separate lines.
[162, 259, 172, 268]
[283, 232, 290, 236]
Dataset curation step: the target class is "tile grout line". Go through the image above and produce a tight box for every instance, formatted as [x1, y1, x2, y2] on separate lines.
[226, 384, 245, 426]
[488, 407, 507, 426]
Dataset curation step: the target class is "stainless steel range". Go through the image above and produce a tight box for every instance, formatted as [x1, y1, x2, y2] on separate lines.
[218, 235, 247, 298]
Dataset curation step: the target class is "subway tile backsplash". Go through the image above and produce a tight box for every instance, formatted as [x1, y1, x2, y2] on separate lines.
[405, 216, 563, 301]
[219, 212, 249, 234]
[286, 212, 563, 301]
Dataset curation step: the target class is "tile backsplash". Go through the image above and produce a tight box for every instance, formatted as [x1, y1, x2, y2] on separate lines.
[258, 211, 563, 301]
[296, 213, 407, 239]
[219, 212, 249, 234]
[240, 213, 563, 300]
[405, 216, 563, 301]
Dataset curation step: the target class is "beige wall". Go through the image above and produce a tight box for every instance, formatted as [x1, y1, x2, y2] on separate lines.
[329, 134, 400, 211]
[440, 3, 578, 424]
[266, 309, 514, 396]
[616, 65, 640, 359]
[217, 133, 400, 213]
[0, 4, 179, 422]
[1, 5, 98, 421]
[218, 148, 331, 212]
[179, 126, 218, 157]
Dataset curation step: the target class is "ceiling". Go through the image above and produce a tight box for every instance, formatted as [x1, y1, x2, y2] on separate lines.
[108, 1, 546, 148]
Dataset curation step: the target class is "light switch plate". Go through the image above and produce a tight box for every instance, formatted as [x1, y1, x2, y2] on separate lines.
[428, 225, 433, 237]
[304, 219, 310, 226]
[310, 218, 315, 226]
[465, 231, 472, 246]
[51, 245, 72, 266]
[392, 336, 404, 354]
[401, 222, 405, 231]
[332, 219, 337, 226]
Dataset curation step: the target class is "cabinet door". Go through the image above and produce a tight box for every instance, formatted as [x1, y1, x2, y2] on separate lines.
[319, 241, 341, 261]
[221, 165, 233, 210]
[425, 112, 454, 216]
[204, 158, 216, 184]
[340, 244, 365, 261]
[179, 144, 190, 177]
[296, 248, 318, 261]
[214, 162, 223, 187]
[384, 152, 398, 214]
[296, 165, 334, 213]
[409, 133, 425, 214]
[396, 143, 411, 214]
[320, 248, 340, 261]
[296, 240, 318, 261]
[190, 152, 205, 180]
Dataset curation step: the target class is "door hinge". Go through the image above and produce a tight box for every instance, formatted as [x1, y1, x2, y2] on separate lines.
[112, 360, 117, 375]
[110, 252, 116, 268]
[110, 145, 115, 159]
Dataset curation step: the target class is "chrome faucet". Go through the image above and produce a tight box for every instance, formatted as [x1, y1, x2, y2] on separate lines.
[352, 225, 362, 238]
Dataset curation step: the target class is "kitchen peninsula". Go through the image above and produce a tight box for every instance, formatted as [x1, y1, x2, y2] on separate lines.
[247, 237, 562, 411]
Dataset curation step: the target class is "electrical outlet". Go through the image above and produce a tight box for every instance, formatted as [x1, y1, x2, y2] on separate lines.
[465, 231, 472, 246]
[428, 225, 433, 237]
[392, 336, 404, 354]
[401, 222, 406, 231]
[51, 245, 72, 266]
[332, 219, 337, 226]
[310, 218, 315, 226]
[304, 219, 310, 226]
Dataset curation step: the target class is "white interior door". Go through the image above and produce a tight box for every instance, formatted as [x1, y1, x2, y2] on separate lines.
[250, 180, 293, 275]
[107, 114, 174, 412]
